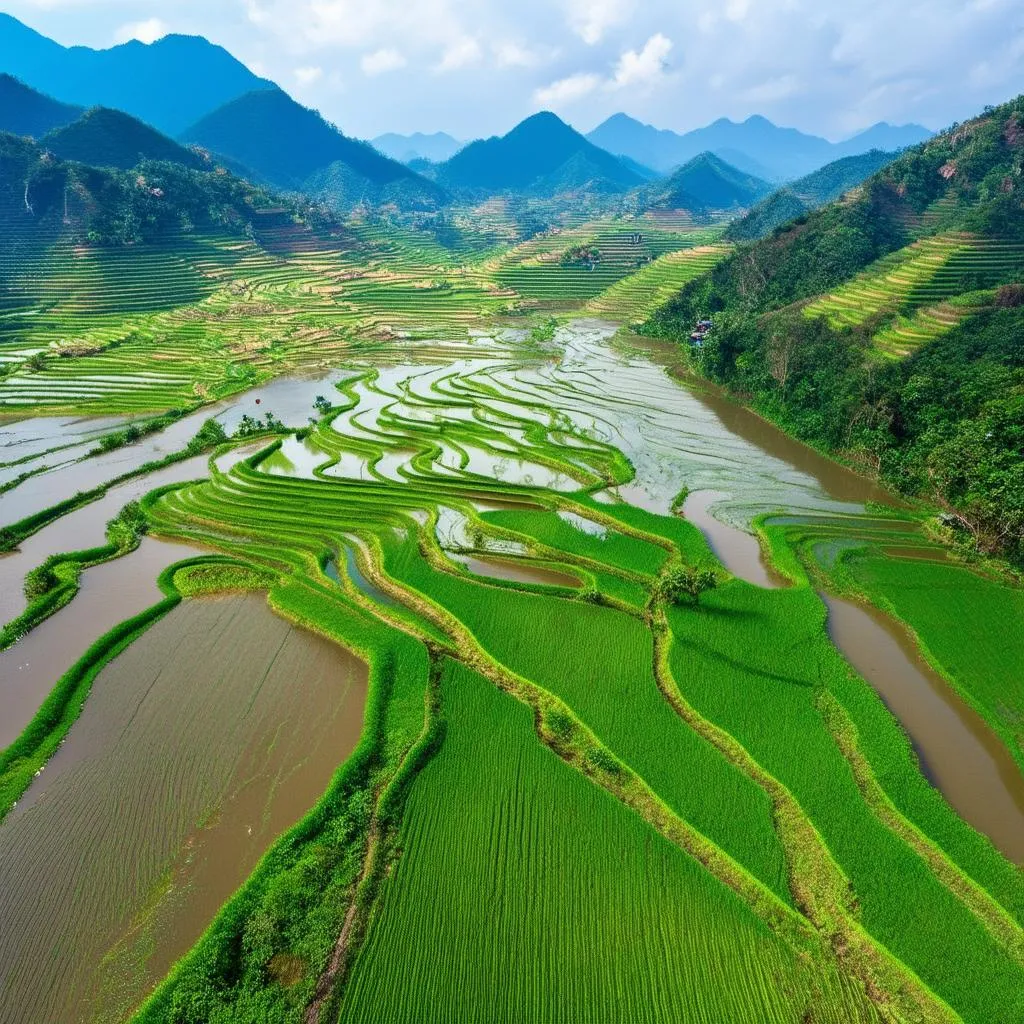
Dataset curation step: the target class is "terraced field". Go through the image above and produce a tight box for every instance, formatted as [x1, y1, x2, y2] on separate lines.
[802, 233, 1024, 357]
[3, 223, 1024, 1024]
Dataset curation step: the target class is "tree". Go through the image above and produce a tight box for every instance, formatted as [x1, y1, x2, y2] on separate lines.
[657, 565, 718, 605]
[313, 394, 332, 415]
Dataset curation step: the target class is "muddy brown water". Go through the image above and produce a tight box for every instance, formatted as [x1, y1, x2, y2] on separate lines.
[458, 554, 581, 589]
[682, 490, 783, 589]
[0, 593, 367, 1024]
[0, 443, 266, 628]
[0, 455, 209, 627]
[0, 372, 345, 525]
[0, 536, 207, 749]
[826, 595, 1024, 864]
[621, 333, 900, 508]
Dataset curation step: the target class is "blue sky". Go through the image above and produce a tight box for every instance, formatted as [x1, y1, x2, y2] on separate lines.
[4, 0, 1023, 141]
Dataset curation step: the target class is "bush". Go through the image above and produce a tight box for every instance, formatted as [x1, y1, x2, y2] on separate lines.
[657, 566, 718, 605]
[106, 500, 148, 550]
[544, 709, 576, 742]
[24, 565, 60, 600]
[187, 417, 229, 454]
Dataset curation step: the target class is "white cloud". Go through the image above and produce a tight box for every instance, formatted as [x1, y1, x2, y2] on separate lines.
[361, 48, 407, 74]
[609, 32, 672, 89]
[534, 71, 601, 107]
[567, 0, 631, 45]
[742, 73, 801, 103]
[533, 32, 670, 110]
[294, 65, 324, 86]
[435, 36, 482, 72]
[113, 18, 168, 45]
[725, 0, 750, 22]
[493, 41, 542, 68]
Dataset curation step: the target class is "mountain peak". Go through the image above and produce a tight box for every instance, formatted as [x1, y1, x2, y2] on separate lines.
[441, 111, 641, 193]
[641, 149, 772, 213]
[0, 14, 276, 135]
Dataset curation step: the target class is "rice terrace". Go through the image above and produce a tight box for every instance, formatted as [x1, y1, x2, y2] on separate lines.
[1, 5, 1024, 1023]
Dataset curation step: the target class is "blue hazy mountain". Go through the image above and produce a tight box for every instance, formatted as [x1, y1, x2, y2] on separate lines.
[372, 132, 463, 164]
[0, 13, 275, 136]
[440, 111, 643, 193]
[0, 74, 82, 138]
[587, 112, 932, 181]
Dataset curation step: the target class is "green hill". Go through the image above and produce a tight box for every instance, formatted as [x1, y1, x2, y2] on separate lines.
[439, 112, 642, 194]
[41, 107, 205, 171]
[180, 89, 440, 202]
[727, 149, 899, 241]
[644, 94, 1024, 563]
[0, 74, 81, 138]
[639, 152, 772, 213]
[0, 129, 326, 250]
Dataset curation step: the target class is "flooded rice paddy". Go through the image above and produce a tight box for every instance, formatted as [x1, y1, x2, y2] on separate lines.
[826, 594, 1024, 863]
[0, 594, 367, 1024]
[2, 319, 1023, 1018]
[0, 536, 207, 748]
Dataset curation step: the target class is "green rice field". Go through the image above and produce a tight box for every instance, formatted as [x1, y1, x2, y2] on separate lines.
[1, 216, 1023, 1024]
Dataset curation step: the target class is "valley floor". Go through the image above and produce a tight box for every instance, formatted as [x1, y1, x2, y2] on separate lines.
[1, 222, 1022, 1024]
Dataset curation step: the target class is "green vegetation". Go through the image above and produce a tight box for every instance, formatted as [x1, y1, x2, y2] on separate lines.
[728, 150, 898, 241]
[841, 551, 1024, 770]
[635, 151, 772, 214]
[41, 107, 206, 171]
[341, 660, 868, 1024]
[644, 94, 1024, 564]
[2, 94, 1024, 1024]
[657, 563, 718, 604]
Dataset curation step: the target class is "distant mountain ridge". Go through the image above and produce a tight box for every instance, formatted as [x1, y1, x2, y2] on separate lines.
[0, 74, 81, 138]
[587, 112, 932, 180]
[0, 13, 275, 135]
[373, 132, 463, 164]
[439, 111, 642, 194]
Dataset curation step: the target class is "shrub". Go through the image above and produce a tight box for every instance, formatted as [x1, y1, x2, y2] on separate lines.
[544, 709, 576, 742]
[24, 565, 60, 600]
[657, 565, 719, 605]
[187, 417, 229, 454]
[106, 500, 148, 550]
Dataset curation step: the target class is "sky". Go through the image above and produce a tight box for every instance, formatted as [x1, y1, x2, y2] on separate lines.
[3, 0, 1023, 141]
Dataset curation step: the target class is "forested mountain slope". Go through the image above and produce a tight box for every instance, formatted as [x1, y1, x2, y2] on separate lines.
[41, 108, 205, 171]
[638, 152, 772, 214]
[0, 131, 328, 253]
[181, 89, 444, 209]
[727, 149, 899, 241]
[644, 95, 1024, 562]
[0, 74, 81, 138]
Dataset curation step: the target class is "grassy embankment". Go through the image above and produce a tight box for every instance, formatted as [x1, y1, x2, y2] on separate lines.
[117, 361, 1024, 1024]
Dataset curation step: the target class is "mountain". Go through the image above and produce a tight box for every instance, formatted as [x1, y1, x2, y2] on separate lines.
[644, 94, 1024, 563]
[372, 131, 463, 164]
[0, 13, 275, 136]
[180, 89, 440, 203]
[616, 154, 660, 182]
[439, 111, 643, 194]
[0, 74, 81, 138]
[587, 112, 933, 181]
[727, 149, 899, 240]
[41, 107, 205, 171]
[638, 152, 772, 213]
[0, 128, 328, 255]
[835, 122, 934, 158]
